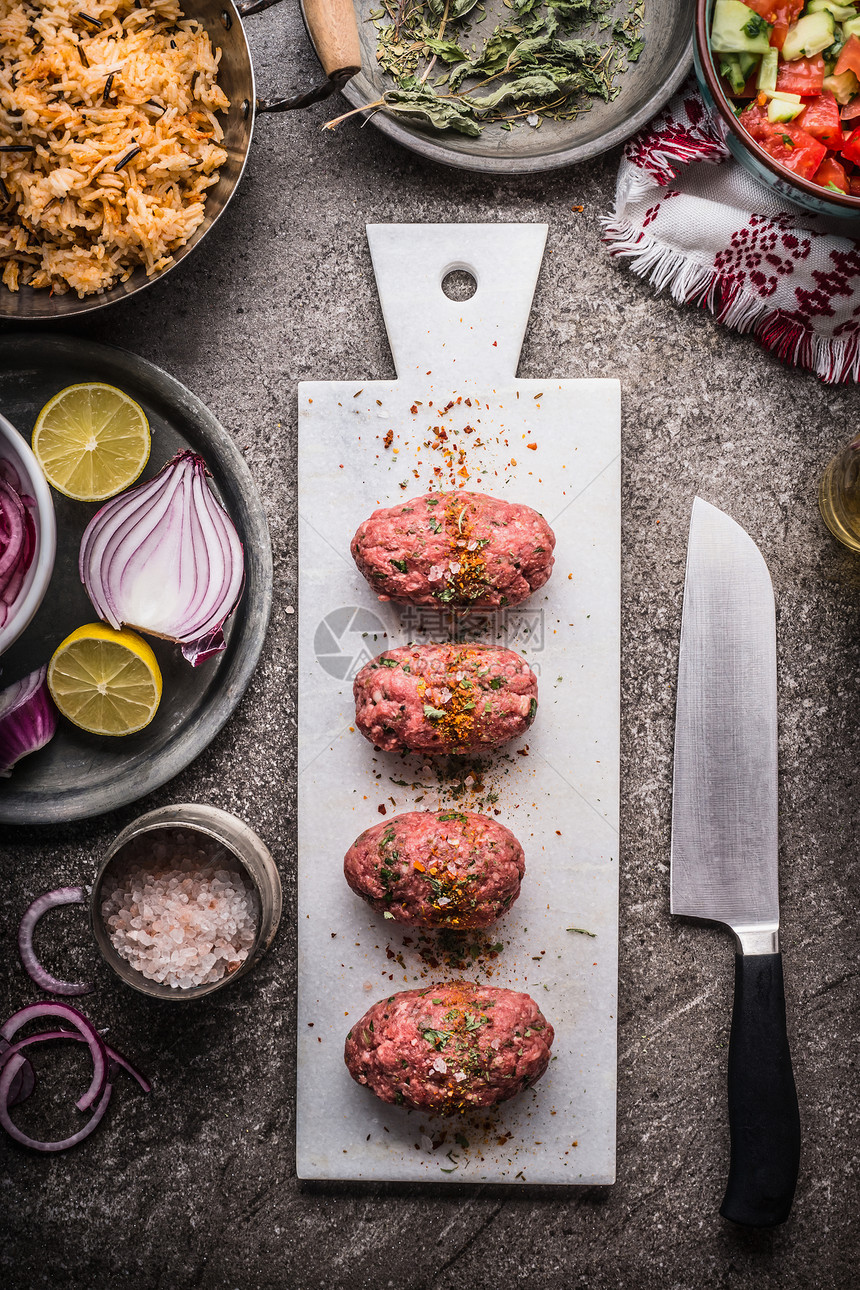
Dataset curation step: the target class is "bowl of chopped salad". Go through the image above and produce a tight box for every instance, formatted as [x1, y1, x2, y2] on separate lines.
[696, 0, 860, 216]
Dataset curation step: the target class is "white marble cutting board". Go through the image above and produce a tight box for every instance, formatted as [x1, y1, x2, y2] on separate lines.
[296, 224, 620, 1184]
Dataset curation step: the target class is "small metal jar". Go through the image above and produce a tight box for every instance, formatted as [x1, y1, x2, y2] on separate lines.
[90, 803, 282, 1001]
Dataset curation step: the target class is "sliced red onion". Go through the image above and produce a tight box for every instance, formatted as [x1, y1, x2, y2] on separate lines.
[0, 1037, 35, 1107]
[18, 887, 93, 996]
[0, 1030, 150, 1095]
[1, 504, 35, 612]
[0, 1053, 112, 1153]
[79, 450, 244, 667]
[0, 476, 27, 597]
[0, 667, 58, 778]
[0, 462, 37, 623]
[0, 1002, 107, 1112]
[103, 1043, 151, 1094]
[0, 458, 22, 491]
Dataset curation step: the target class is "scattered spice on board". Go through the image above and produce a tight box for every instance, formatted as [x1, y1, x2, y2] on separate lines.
[392, 928, 505, 976]
[328, 0, 645, 135]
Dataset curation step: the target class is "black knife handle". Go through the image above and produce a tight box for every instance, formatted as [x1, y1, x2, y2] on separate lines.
[720, 952, 801, 1227]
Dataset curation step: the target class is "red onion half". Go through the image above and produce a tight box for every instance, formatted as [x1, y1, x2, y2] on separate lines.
[0, 667, 58, 778]
[18, 887, 93, 996]
[79, 450, 245, 667]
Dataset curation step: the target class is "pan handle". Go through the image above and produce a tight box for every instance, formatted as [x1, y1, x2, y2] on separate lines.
[236, 0, 361, 113]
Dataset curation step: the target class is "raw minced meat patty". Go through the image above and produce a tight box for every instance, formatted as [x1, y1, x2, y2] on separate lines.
[344, 981, 554, 1115]
[351, 491, 556, 610]
[344, 809, 525, 929]
[353, 642, 538, 755]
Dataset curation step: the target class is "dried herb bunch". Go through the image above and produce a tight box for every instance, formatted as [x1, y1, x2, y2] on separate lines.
[327, 0, 645, 135]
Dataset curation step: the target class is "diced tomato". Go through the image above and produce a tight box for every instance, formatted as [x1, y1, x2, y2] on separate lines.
[775, 55, 826, 95]
[799, 93, 842, 147]
[767, 0, 804, 49]
[738, 103, 778, 141]
[835, 34, 860, 80]
[813, 156, 849, 192]
[769, 18, 787, 49]
[841, 123, 860, 164]
[740, 105, 829, 179]
[741, 0, 781, 18]
[849, 175, 860, 196]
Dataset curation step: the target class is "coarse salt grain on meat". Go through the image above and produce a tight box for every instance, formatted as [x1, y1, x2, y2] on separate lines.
[353, 642, 538, 755]
[344, 809, 525, 929]
[344, 981, 554, 1114]
[351, 490, 556, 609]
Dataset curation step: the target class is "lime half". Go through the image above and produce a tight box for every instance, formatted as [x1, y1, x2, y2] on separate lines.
[33, 382, 150, 501]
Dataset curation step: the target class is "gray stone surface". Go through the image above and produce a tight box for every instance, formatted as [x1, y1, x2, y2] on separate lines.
[2, 7, 860, 1288]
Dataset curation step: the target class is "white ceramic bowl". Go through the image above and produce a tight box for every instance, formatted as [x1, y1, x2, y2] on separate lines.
[0, 411, 56, 657]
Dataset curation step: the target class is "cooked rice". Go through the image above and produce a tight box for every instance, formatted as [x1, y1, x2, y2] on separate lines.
[0, 0, 230, 298]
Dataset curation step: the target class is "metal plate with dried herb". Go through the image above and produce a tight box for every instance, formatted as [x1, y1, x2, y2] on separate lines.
[305, 0, 693, 172]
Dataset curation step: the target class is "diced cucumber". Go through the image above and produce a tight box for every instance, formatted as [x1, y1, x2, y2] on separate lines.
[757, 45, 779, 90]
[825, 35, 847, 65]
[842, 14, 860, 34]
[782, 10, 835, 58]
[806, 0, 857, 20]
[720, 53, 749, 93]
[711, 0, 774, 53]
[770, 90, 803, 100]
[767, 98, 805, 120]
[824, 67, 860, 98]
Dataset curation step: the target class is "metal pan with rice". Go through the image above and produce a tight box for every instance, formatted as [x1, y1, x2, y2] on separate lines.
[0, 0, 230, 299]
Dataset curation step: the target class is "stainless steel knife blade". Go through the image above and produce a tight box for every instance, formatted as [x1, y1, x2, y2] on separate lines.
[671, 496, 779, 949]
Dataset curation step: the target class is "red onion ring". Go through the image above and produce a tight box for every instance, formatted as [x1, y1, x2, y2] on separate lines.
[0, 1002, 107, 1113]
[18, 887, 93, 996]
[0, 1054, 113, 1153]
[0, 1037, 35, 1107]
[0, 1030, 150, 1095]
[101, 1043, 151, 1094]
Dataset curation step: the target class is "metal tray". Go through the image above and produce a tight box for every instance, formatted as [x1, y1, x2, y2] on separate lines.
[0, 335, 273, 826]
[305, 0, 693, 174]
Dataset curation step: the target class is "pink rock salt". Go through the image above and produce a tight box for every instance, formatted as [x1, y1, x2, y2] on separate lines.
[101, 832, 258, 989]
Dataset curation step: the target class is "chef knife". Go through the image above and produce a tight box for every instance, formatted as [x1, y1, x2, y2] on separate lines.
[671, 497, 800, 1227]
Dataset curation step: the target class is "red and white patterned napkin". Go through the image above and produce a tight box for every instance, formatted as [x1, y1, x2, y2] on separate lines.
[602, 79, 860, 383]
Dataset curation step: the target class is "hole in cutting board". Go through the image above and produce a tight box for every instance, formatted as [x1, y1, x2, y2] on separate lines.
[441, 270, 477, 302]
